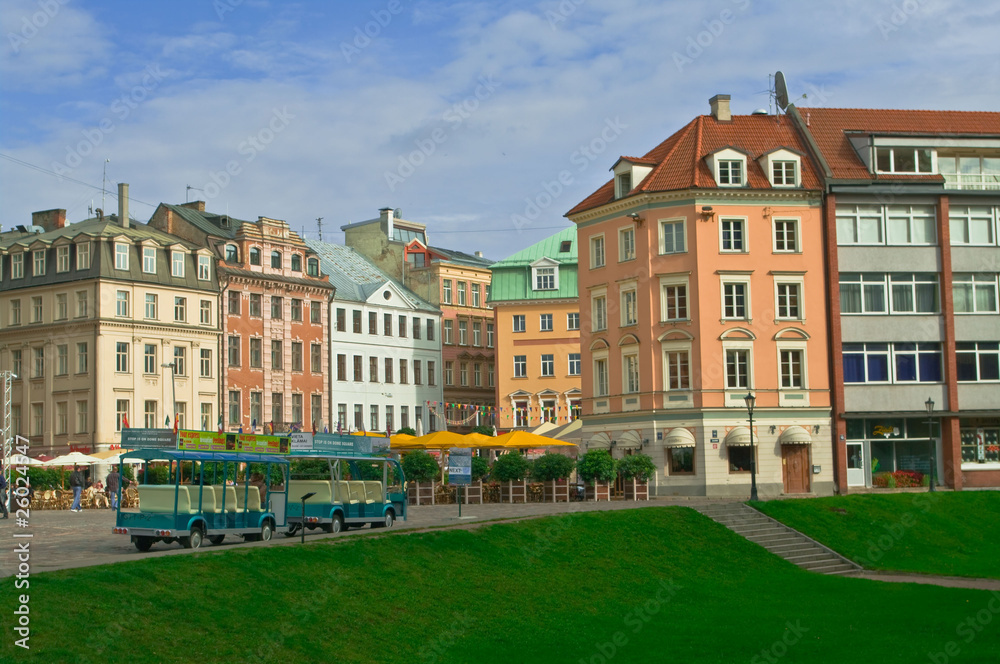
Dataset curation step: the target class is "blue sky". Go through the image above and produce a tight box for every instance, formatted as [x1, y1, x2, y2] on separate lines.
[2, 0, 998, 260]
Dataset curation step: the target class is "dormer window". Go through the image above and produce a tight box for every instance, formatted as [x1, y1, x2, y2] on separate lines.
[611, 158, 653, 200]
[759, 148, 802, 188]
[718, 160, 743, 185]
[307, 257, 319, 277]
[616, 172, 632, 199]
[772, 161, 797, 186]
[291, 253, 302, 272]
[559, 240, 572, 253]
[530, 258, 560, 291]
[225, 244, 238, 262]
[875, 147, 932, 174]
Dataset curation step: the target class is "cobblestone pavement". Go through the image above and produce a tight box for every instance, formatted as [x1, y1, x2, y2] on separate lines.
[0, 497, 726, 577]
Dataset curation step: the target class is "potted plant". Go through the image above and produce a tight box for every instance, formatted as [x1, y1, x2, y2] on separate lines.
[492, 452, 531, 503]
[577, 450, 616, 501]
[616, 454, 655, 500]
[402, 450, 439, 505]
[532, 452, 575, 502]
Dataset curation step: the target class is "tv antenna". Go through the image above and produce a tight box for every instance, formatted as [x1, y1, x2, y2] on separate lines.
[316, 217, 323, 241]
[102, 158, 110, 210]
[186, 185, 204, 202]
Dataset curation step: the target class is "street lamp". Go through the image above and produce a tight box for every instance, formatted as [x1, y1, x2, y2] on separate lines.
[162, 362, 177, 429]
[744, 392, 759, 502]
[925, 397, 936, 492]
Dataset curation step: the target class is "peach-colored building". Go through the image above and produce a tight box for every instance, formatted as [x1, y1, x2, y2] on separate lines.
[566, 95, 833, 497]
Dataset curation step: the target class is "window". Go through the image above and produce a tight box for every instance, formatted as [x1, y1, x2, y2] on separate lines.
[472, 284, 481, 307]
[893, 343, 943, 383]
[590, 235, 606, 268]
[29, 250, 45, 277]
[292, 394, 303, 426]
[616, 171, 632, 198]
[311, 344, 322, 373]
[368, 311, 377, 334]
[384, 358, 393, 383]
[780, 349, 804, 388]
[9, 300, 20, 326]
[887, 205, 936, 245]
[443, 279, 452, 304]
[31, 296, 42, 323]
[337, 354, 347, 381]
[514, 401, 529, 427]
[771, 160, 797, 186]
[369, 356, 379, 382]
[619, 227, 635, 262]
[718, 159, 743, 185]
[488, 364, 494, 387]
[953, 273, 998, 313]
[961, 427, 1000, 464]
[225, 244, 238, 263]
[890, 273, 939, 313]
[662, 283, 687, 321]
[115, 243, 129, 270]
[722, 282, 748, 319]
[541, 354, 554, 377]
[472, 321, 481, 346]
[337, 404, 347, 431]
[310, 301, 321, 324]
[173, 346, 186, 376]
[949, 206, 996, 245]
[414, 360, 423, 385]
[116, 291, 130, 317]
[941, 156, 1000, 191]
[172, 251, 185, 277]
[115, 342, 129, 373]
[956, 343, 1000, 382]
[250, 294, 262, 317]
[250, 392, 262, 427]
[174, 296, 186, 322]
[406, 317, 418, 340]
[291, 342, 303, 372]
[56, 246, 70, 272]
[623, 353, 639, 393]
[534, 266, 556, 290]
[444, 320, 454, 344]
[56, 345, 68, 376]
[725, 349, 750, 389]
[144, 344, 157, 374]
[665, 350, 690, 390]
[272, 393, 283, 424]
[839, 273, 887, 314]
[569, 353, 581, 376]
[445, 361, 453, 385]
[227, 291, 240, 315]
[668, 447, 694, 475]
[249, 247, 261, 265]
[538, 314, 553, 332]
[200, 348, 212, 378]
[514, 355, 527, 378]
[384, 405, 393, 433]
[836, 204, 883, 245]
[460, 362, 468, 387]
[621, 288, 638, 326]
[200, 300, 212, 325]
[31, 404, 44, 436]
[271, 296, 283, 320]
[145, 400, 158, 429]
[271, 251, 282, 269]
[567, 313, 580, 330]
[400, 359, 408, 384]
[197, 255, 211, 280]
[115, 400, 128, 432]
[400, 406, 409, 430]
[11, 253, 23, 279]
[457, 282, 467, 306]
[513, 315, 526, 333]
[229, 391, 241, 425]
[145, 293, 158, 319]
[307, 257, 319, 277]
[76, 291, 87, 318]
[250, 338, 262, 368]
[729, 446, 754, 473]
[353, 355, 363, 381]
[291, 254, 302, 272]
[660, 219, 686, 255]
[595, 358, 608, 396]
[370, 405, 379, 432]
[143, 247, 156, 273]
[228, 335, 241, 367]
[776, 283, 801, 320]
[428, 361, 436, 386]
[352, 310, 362, 333]
[592, 295, 607, 331]
[76, 342, 87, 374]
[271, 341, 283, 370]
[843, 342, 942, 383]
[77, 243, 91, 270]
[398, 315, 407, 337]
[76, 401, 87, 433]
[773, 219, 799, 252]
[875, 147, 933, 174]
[354, 404, 363, 430]
[427, 319, 435, 341]
[720, 218, 746, 252]
[336, 308, 346, 331]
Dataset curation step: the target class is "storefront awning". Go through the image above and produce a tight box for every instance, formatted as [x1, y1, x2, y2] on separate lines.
[724, 426, 755, 446]
[664, 428, 696, 448]
[778, 426, 812, 445]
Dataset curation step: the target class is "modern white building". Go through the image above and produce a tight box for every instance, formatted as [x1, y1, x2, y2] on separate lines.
[306, 240, 443, 435]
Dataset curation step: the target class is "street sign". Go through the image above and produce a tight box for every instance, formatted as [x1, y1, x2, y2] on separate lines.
[448, 448, 473, 485]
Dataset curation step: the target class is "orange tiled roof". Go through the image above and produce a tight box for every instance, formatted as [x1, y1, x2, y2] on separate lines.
[799, 107, 1000, 180]
[566, 114, 822, 216]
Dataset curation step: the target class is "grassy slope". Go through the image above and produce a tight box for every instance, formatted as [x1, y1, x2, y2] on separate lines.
[754, 492, 1000, 579]
[2, 507, 998, 664]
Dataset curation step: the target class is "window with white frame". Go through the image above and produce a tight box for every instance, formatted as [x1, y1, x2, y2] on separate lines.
[886, 205, 936, 245]
[198, 255, 211, 280]
[594, 355, 609, 397]
[172, 251, 184, 277]
[660, 219, 686, 255]
[779, 348, 805, 388]
[720, 218, 747, 252]
[541, 354, 554, 377]
[663, 346, 690, 390]
[836, 204, 883, 244]
[77, 243, 91, 270]
[115, 342, 129, 372]
[76, 291, 87, 318]
[115, 243, 129, 270]
[842, 342, 942, 383]
[660, 275, 689, 322]
[956, 342, 999, 381]
[839, 273, 887, 313]
[115, 400, 129, 432]
[31, 296, 42, 323]
[458, 320, 468, 345]
[725, 347, 751, 389]
[457, 282, 467, 305]
[592, 293, 607, 331]
[144, 344, 157, 374]
[442, 279, 452, 304]
[11, 253, 23, 279]
[200, 300, 212, 325]
[513, 314, 526, 333]
[9, 300, 21, 325]
[953, 273, 999, 313]
[56, 246, 70, 272]
[174, 296, 186, 322]
[56, 293, 67, 320]
[33, 250, 46, 276]
[621, 287, 638, 326]
[486, 322, 494, 347]
[722, 281, 749, 320]
[775, 281, 802, 320]
[143, 247, 156, 273]
[174, 346, 187, 376]
[145, 293, 158, 319]
[889, 273, 939, 313]
[619, 227, 635, 262]
[116, 290, 129, 317]
[771, 161, 798, 186]
[472, 283, 481, 307]
[540, 313, 553, 331]
[590, 235, 605, 268]
[32, 347, 43, 378]
[56, 345, 67, 376]
[623, 351, 640, 394]
[773, 219, 799, 252]
[949, 206, 996, 245]
[568, 353, 581, 376]
[616, 172, 632, 198]
[875, 147, 933, 174]
[533, 265, 557, 291]
[514, 355, 527, 378]
[200, 348, 212, 378]
[567, 312, 580, 330]
[514, 401, 529, 427]
[718, 159, 744, 186]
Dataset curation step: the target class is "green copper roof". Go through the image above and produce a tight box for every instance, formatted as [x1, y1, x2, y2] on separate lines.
[488, 226, 578, 303]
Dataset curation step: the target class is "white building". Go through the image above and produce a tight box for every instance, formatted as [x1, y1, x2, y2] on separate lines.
[307, 240, 443, 435]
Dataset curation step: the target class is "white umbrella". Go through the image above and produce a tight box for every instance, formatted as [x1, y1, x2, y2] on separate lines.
[43, 451, 102, 466]
[6, 454, 44, 466]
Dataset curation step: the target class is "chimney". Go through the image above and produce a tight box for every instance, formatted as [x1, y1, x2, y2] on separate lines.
[379, 207, 394, 237]
[709, 94, 731, 122]
[475, 251, 483, 258]
[180, 201, 205, 212]
[118, 183, 129, 228]
[31, 209, 67, 232]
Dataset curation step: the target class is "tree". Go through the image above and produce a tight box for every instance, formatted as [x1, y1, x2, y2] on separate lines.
[471, 456, 490, 482]
[532, 452, 575, 481]
[577, 450, 616, 484]
[401, 450, 439, 482]
[617, 454, 656, 482]
[396, 427, 417, 436]
[471, 425, 495, 436]
[492, 452, 531, 482]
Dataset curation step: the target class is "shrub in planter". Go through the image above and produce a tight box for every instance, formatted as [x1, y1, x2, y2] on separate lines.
[532, 452, 575, 482]
[617, 454, 656, 482]
[471, 456, 491, 482]
[471, 425, 495, 437]
[396, 426, 417, 436]
[401, 450, 440, 483]
[492, 452, 531, 482]
[577, 450, 616, 484]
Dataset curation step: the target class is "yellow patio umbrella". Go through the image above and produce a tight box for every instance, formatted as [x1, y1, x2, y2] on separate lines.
[389, 433, 420, 449]
[493, 430, 578, 449]
[462, 432, 500, 447]
[404, 430, 467, 450]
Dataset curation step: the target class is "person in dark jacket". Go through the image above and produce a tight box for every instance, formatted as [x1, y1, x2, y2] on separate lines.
[69, 465, 84, 512]
[0, 465, 8, 518]
[106, 469, 121, 509]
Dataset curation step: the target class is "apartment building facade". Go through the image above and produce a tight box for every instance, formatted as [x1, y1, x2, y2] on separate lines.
[489, 226, 581, 430]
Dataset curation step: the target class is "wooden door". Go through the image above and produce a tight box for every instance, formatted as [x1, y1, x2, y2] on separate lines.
[781, 445, 810, 494]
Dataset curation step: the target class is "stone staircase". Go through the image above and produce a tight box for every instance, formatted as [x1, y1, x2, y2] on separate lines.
[694, 502, 861, 576]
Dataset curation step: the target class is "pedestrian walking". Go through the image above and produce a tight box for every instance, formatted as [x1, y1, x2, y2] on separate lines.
[69, 464, 84, 512]
[106, 468, 121, 510]
[0, 466, 9, 519]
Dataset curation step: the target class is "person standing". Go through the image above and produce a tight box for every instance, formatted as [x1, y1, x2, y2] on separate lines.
[69, 465, 84, 512]
[0, 466, 8, 519]
[106, 468, 121, 510]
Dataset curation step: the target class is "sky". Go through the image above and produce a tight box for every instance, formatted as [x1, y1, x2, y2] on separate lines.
[2, 0, 999, 261]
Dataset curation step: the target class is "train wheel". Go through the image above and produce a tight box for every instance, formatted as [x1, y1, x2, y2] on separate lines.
[208, 535, 225, 545]
[185, 528, 203, 549]
[134, 536, 153, 552]
[260, 521, 273, 542]
[331, 514, 344, 534]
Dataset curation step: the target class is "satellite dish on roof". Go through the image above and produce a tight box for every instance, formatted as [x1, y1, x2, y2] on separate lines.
[774, 71, 789, 111]
[393, 208, 402, 220]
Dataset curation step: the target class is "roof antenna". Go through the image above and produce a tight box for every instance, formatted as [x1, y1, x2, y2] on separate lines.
[317, 217, 323, 241]
[186, 185, 204, 202]
[773, 71, 789, 124]
[101, 158, 110, 210]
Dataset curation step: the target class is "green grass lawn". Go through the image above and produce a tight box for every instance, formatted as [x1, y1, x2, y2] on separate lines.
[754, 492, 1000, 579]
[3, 507, 1000, 664]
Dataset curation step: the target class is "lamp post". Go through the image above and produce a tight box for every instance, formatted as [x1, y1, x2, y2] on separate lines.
[744, 392, 758, 502]
[925, 397, 936, 492]
[162, 362, 177, 429]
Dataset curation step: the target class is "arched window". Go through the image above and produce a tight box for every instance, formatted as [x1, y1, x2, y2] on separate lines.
[225, 244, 238, 262]
[291, 253, 302, 272]
[307, 257, 319, 277]
[249, 247, 261, 266]
[271, 250, 282, 269]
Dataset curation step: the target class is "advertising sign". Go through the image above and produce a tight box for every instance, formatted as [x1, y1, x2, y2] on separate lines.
[448, 448, 473, 485]
[290, 432, 314, 451]
[176, 430, 291, 455]
[121, 428, 176, 449]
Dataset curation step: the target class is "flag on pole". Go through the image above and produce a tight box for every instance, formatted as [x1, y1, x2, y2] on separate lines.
[218, 415, 224, 433]
[173, 415, 179, 433]
[122, 413, 129, 429]
[165, 416, 171, 428]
